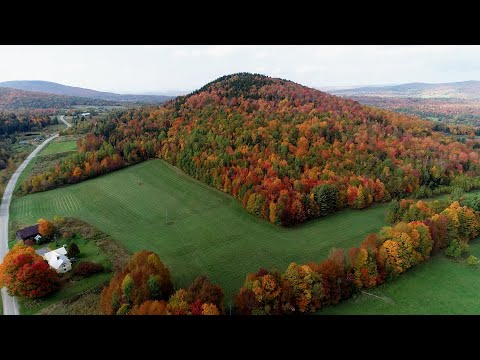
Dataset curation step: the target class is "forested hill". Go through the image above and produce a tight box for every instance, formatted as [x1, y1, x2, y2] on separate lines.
[0, 80, 172, 104]
[0, 87, 116, 109]
[22, 73, 480, 226]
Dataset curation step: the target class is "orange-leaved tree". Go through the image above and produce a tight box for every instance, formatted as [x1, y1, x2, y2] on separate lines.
[0, 243, 59, 298]
[100, 250, 173, 315]
[38, 218, 56, 239]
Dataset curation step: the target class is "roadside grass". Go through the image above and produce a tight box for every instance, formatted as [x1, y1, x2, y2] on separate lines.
[14, 136, 78, 194]
[14, 152, 74, 193]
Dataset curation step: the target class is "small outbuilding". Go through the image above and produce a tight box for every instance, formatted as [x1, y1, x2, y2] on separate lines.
[16, 224, 41, 243]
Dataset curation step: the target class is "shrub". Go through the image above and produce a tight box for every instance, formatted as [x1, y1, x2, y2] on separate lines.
[449, 187, 465, 202]
[74, 261, 104, 277]
[466, 255, 479, 267]
[67, 242, 80, 258]
[62, 231, 73, 239]
[53, 215, 65, 226]
[36, 236, 48, 245]
[444, 239, 470, 258]
[384, 199, 404, 224]
[464, 195, 480, 212]
[116, 303, 130, 315]
[24, 239, 35, 247]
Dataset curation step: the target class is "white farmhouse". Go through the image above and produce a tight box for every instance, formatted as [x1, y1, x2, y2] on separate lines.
[43, 246, 72, 273]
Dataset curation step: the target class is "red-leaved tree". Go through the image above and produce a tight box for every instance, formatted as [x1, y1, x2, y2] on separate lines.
[0, 243, 59, 298]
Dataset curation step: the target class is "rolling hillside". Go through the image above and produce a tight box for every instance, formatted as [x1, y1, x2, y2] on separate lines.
[332, 80, 480, 99]
[0, 87, 116, 109]
[22, 73, 480, 227]
[0, 80, 172, 104]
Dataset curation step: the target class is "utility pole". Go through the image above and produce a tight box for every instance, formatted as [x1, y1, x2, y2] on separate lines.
[165, 210, 168, 225]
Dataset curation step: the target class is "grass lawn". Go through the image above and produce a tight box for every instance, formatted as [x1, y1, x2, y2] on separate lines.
[19, 236, 112, 315]
[10, 159, 389, 303]
[39, 139, 77, 156]
[318, 238, 480, 315]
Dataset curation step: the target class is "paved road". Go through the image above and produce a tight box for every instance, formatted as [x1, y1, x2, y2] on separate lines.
[0, 115, 71, 315]
[59, 115, 72, 128]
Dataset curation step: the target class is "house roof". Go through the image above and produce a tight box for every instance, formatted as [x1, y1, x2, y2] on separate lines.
[48, 254, 71, 270]
[16, 224, 39, 240]
[44, 246, 67, 262]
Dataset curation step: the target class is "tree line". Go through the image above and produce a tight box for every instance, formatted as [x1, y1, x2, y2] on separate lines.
[19, 73, 480, 226]
[2, 197, 478, 314]
[235, 199, 479, 314]
[99, 197, 480, 315]
[0, 111, 53, 136]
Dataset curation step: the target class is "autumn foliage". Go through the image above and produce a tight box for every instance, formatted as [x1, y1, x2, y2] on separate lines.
[235, 200, 480, 314]
[129, 300, 168, 315]
[100, 250, 224, 315]
[20, 73, 480, 227]
[0, 243, 59, 299]
[38, 218, 56, 239]
[100, 250, 173, 315]
[0, 111, 53, 135]
[165, 276, 225, 316]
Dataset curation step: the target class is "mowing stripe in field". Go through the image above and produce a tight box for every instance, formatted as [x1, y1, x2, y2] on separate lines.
[10, 159, 388, 302]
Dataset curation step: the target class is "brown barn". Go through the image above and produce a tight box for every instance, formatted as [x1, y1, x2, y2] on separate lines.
[16, 224, 41, 243]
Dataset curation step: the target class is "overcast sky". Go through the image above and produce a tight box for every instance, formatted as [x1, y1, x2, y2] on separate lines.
[1, 45, 479, 94]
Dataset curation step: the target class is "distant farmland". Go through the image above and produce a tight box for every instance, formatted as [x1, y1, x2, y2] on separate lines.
[10, 159, 388, 302]
[39, 139, 77, 155]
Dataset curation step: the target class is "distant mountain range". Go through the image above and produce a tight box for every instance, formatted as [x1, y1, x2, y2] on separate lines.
[331, 80, 480, 100]
[0, 80, 173, 104]
[330, 80, 480, 126]
[0, 87, 118, 109]
[137, 90, 191, 96]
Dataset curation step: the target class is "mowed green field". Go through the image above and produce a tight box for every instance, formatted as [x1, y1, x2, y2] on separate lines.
[39, 139, 77, 155]
[319, 238, 480, 314]
[10, 159, 387, 303]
